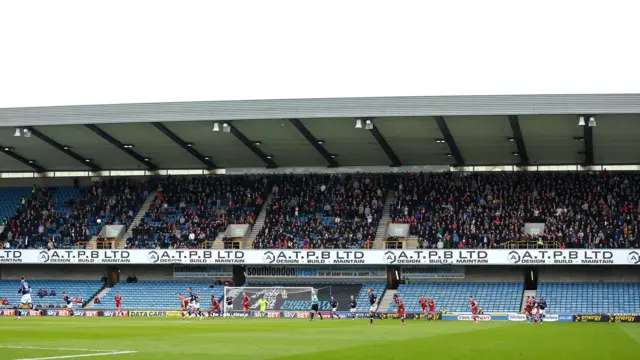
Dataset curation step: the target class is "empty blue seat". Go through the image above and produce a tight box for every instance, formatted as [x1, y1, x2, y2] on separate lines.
[389, 282, 523, 313]
[537, 282, 640, 313]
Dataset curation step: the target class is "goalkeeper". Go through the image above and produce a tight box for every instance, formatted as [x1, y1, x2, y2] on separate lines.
[258, 298, 269, 318]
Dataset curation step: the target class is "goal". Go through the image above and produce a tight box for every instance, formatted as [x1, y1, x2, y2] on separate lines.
[223, 286, 316, 314]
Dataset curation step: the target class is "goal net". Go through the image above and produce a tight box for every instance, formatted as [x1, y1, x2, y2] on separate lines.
[223, 286, 316, 314]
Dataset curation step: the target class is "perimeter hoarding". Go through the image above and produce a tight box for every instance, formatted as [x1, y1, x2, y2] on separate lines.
[0, 249, 638, 265]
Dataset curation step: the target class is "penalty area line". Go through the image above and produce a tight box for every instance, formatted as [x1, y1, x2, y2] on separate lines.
[14, 351, 137, 360]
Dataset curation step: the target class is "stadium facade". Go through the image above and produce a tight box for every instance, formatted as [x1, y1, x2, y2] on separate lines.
[1, 93, 640, 322]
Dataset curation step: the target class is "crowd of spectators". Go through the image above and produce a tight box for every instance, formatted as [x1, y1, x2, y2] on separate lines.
[389, 171, 640, 249]
[128, 176, 269, 249]
[252, 174, 388, 249]
[0, 179, 148, 249]
[3, 171, 640, 250]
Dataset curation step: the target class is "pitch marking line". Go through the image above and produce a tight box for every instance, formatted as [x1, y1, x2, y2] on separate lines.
[0, 346, 137, 360]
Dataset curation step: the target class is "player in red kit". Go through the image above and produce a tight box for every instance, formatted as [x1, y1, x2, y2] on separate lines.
[114, 292, 123, 316]
[428, 297, 436, 320]
[392, 294, 406, 326]
[242, 293, 250, 319]
[418, 295, 428, 320]
[525, 296, 533, 323]
[178, 294, 190, 319]
[210, 295, 222, 319]
[469, 296, 479, 323]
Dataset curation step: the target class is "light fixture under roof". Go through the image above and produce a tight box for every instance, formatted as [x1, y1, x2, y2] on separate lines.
[588, 116, 596, 127]
[512, 152, 519, 156]
[14, 128, 21, 137]
[253, 141, 262, 146]
[28, 160, 35, 164]
[23, 128, 31, 138]
[3, 147, 13, 151]
[574, 137, 584, 142]
[578, 116, 586, 126]
[317, 140, 325, 145]
[85, 159, 92, 162]
[330, 154, 337, 158]
[508, 137, 515, 142]
[355, 119, 363, 129]
[266, 155, 272, 159]
[123, 144, 134, 148]
[204, 156, 210, 160]
[435, 139, 446, 143]
[222, 123, 231, 133]
[213, 123, 220, 132]
[63, 145, 70, 150]
[365, 119, 373, 130]
[446, 153, 452, 157]
[144, 158, 151, 161]
[186, 143, 193, 147]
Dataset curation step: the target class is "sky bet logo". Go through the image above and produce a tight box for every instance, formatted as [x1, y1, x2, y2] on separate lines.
[262, 250, 365, 264]
[146, 250, 245, 264]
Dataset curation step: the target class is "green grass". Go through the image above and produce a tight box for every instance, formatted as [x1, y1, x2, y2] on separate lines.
[0, 317, 639, 359]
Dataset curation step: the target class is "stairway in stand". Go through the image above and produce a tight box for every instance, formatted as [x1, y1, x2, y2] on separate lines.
[122, 191, 157, 241]
[243, 193, 274, 248]
[378, 289, 395, 312]
[373, 191, 394, 249]
[85, 286, 111, 309]
[87, 236, 98, 249]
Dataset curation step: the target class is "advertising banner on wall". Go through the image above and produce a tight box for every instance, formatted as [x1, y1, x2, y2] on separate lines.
[400, 266, 465, 279]
[173, 265, 233, 278]
[245, 266, 386, 278]
[0, 249, 638, 265]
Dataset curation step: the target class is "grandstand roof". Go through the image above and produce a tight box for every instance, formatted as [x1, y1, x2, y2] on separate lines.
[1, 93, 640, 172]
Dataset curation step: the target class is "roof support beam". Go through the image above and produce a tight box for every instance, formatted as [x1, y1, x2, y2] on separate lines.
[85, 124, 158, 170]
[151, 122, 217, 169]
[0, 146, 47, 173]
[228, 123, 278, 168]
[26, 127, 102, 172]
[435, 116, 464, 165]
[508, 115, 530, 165]
[367, 119, 401, 167]
[584, 119, 594, 166]
[289, 119, 339, 167]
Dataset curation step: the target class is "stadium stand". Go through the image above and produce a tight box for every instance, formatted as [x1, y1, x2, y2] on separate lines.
[390, 282, 523, 313]
[253, 174, 388, 249]
[389, 172, 640, 249]
[94, 281, 225, 310]
[128, 176, 269, 249]
[0, 187, 33, 226]
[0, 280, 103, 308]
[1, 180, 149, 249]
[2, 171, 640, 250]
[537, 282, 640, 313]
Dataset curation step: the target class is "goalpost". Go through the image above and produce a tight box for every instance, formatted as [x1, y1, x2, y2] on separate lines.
[223, 286, 316, 316]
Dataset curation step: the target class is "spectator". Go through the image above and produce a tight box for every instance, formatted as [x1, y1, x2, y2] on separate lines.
[129, 176, 269, 249]
[253, 174, 388, 249]
[390, 171, 640, 249]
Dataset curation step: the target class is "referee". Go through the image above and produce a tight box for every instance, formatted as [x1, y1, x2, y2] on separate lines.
[310, 290, 323, 321]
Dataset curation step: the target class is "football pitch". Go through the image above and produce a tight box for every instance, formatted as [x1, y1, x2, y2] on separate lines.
[0, 317, 639, 360]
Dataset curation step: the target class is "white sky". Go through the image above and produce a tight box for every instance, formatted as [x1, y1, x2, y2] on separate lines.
[0, 0, 638, 108]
